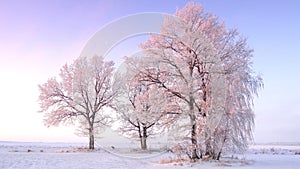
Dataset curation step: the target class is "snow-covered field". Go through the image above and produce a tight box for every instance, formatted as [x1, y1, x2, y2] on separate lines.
[0, 141, 300, 169]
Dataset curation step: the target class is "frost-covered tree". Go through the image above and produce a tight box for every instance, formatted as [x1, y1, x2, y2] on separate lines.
[113, 59, 180, 150]
[38, 56, 116, 149]
[126, 2, 263, 160]
[208, 36, 263, 159]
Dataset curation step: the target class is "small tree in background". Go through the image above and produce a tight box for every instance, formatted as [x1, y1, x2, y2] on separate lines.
[113, 59, 180, 150]
[38, 55, 116, 149]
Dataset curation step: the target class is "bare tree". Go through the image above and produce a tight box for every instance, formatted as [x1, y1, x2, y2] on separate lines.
[38, 55, 116, 149]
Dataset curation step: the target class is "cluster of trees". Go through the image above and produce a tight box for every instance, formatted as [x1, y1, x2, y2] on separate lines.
[38, 2, 263, 160]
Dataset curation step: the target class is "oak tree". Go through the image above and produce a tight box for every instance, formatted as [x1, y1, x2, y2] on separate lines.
[38, 56, 116, 149]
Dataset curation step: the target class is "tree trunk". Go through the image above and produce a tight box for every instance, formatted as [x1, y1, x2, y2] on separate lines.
[205, 134, 212, 157]
[216, 130, 227, 160]
[190, 113, 199, 160]
[191, 118, 198, 160]
[188, 68, 199, 160]
[89, 128, 95, 150]
[216, 151, 221, 160]
[140, 126, 147, 150]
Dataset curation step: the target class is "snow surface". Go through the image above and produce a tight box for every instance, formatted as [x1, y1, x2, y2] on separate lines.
[0, 142, 300, 169]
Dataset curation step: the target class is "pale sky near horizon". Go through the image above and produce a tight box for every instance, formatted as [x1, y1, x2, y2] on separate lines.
[0, 0, 299, 143]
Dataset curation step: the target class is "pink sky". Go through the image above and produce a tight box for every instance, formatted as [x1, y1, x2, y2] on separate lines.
[0, 0, 299, 143]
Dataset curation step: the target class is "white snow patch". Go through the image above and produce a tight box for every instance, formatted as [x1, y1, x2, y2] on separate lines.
[0, 141, 299, 169]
